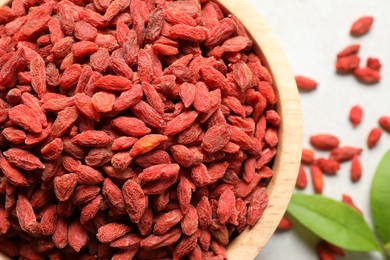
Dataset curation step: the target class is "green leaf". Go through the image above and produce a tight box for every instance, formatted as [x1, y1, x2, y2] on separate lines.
[385, 243, 390, 251]
[385, 243, 390, 259]
[287, 194, 380, 252]
[370, 150, 390, 244]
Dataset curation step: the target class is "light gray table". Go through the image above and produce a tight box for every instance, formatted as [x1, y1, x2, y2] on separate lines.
[248, 0, 390, 259]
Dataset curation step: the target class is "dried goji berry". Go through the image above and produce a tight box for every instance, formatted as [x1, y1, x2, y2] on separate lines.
[336, 55, 360, 72]
[295, 75, 318, 91]
[97, 223, 132, 243]
[330, 146, 362, 162]
[310, 134, 340, 151]
[367, 57, 382, 71]
[301, 148, 315, 165]
[317, 241, 336, 260]
[378, 116, 390, 132]
[350, 155, 362, 182]
[54, 173, 78, 202]
[277, 215, 293, 231]
[349, 105, 363, 127]
[4, 148, 45, 171]
[296, 164, 308, 189]
[367, 127, 382, 149]
[316, 158, 340, 175]
[68, 220, 88, 252]
[247, 187, 268, 226]
[337, 44, 360, 58]
[350, 16, 374, 36]
[311, 165, 324, 194]
[217, 189, 235, 224]
[354, 67, 381, 84]
[122, 180, 147, 223]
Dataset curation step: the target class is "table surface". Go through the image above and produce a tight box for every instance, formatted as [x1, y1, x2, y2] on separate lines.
[249, 0, 390, 259]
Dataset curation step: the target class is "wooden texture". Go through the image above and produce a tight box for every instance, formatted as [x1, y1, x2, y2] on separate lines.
[218, 0, 302, 258]
[0, 0, 301, 259]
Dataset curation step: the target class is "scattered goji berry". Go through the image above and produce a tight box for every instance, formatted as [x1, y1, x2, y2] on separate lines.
[316, 158, 340, 175]
[330, 146, 362, 162]
[317, 241, 336, 260]
[342, 194, 363, 215]
[277, 215, 293, 231]
[296, 164, 308, 189]
[354, 67, 381, 84]
[337, 44, 360, 58]
[311, 165, 324, 194]
[349, 105, 363, 127]
[336, 55, 360, 72]
[367, 127, 382, 149]
[350, 155, 362, 182]
[378, 116, 390, 133]
[310, 134, 340, 151]
[366, 57, 382, 71]
[301, 148, 315, 165]
[350, 16, 374, 36]
[295, 75, 318, 91]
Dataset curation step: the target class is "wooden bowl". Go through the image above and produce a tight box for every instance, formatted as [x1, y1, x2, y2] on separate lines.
[0, 0, 301, 259]
[217, 0, 302, 258]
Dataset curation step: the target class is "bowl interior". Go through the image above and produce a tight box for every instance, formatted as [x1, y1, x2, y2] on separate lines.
[0, 0, 302, 259]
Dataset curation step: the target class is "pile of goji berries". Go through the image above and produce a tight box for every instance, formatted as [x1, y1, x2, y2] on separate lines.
[281, 15, 387, 260]
[0, 0, 280, 259]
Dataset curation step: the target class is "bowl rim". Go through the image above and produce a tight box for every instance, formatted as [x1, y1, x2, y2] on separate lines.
[218, 0, 302, 258]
